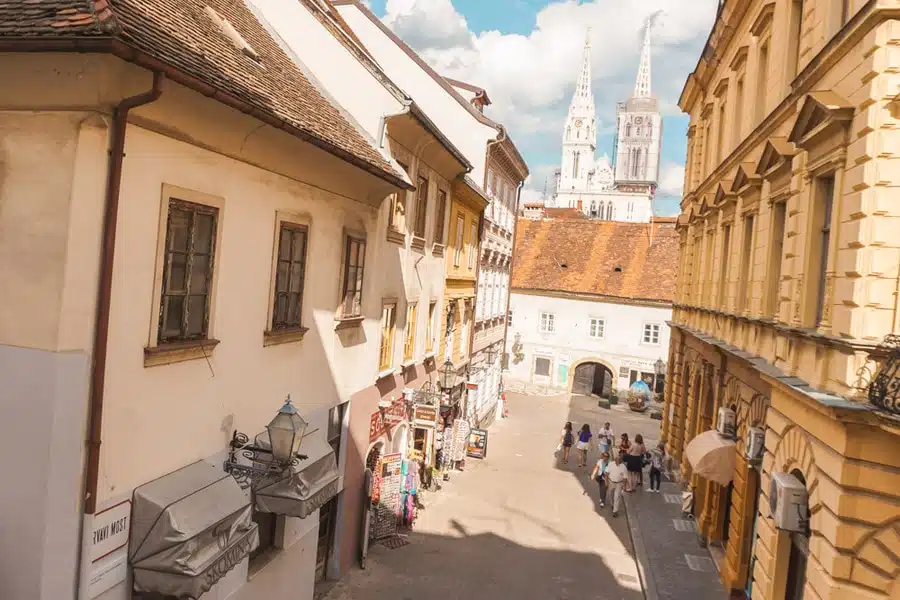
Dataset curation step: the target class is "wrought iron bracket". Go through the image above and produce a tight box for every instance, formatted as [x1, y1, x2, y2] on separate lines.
[223, 430, 307, 490]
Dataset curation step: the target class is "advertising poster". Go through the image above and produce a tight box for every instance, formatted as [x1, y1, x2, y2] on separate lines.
[372, 453, 403, 539]
[466, 428, 488, 459]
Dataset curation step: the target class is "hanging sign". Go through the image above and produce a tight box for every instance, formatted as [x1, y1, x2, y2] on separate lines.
[369, 399, 407, 442]
[413, 404, 438, 428]
[466, 428, 488, 459]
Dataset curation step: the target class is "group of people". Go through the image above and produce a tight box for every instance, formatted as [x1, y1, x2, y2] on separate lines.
[559, 421, 666, 517]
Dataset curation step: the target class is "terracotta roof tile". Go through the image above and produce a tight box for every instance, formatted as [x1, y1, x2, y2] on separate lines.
[511, 219, 679, 304]
[0, 0, 404, 185]
[543, 208, 586, 220]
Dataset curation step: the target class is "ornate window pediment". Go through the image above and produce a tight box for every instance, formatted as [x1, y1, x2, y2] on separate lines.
[750, 2, 775, 36]
[755, 137, 797, 177]
[730, 162, 761, 194]
[714, 180, 735, 207]
[788, 91, 853, 150]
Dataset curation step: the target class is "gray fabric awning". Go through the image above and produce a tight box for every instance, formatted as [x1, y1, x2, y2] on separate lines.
[129, 461, 259, 599]
[255, 435, 339, 519]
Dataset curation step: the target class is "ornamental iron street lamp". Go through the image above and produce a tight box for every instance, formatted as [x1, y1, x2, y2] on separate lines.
[485, 344, 499, 364]
[224, 394, 308, 489]
[438, 358, 456, 390]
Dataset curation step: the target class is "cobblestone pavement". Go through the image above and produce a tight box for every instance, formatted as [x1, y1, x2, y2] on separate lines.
[324, 392, 646, 600]
[324, 391, 722, 600]
[625, 479, 726, 600]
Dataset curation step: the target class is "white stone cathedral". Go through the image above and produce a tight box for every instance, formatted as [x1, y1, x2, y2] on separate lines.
[551, 22, 662, 223]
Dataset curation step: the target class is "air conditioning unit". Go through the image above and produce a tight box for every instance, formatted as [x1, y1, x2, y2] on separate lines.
[716, 406, 737, 439]
[769, 472, 808, 532]
[744, 427, 765, 463]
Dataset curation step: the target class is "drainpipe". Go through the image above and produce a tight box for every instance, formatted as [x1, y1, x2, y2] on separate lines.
[377, 98, 411, 151]
[78, 71, 165, 600]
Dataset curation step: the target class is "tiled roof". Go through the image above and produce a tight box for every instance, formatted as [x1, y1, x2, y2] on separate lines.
[511, 219, 679, 304]
[543, 208, 586, 220]
[0, 0, 406, 186]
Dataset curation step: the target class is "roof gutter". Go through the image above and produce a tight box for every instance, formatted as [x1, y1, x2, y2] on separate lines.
[0, 37, 413, 191]
[483, 126, 507, 189]
[78, 70, 165, 599]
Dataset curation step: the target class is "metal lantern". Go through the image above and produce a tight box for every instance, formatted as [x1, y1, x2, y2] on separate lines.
[654, 358, 666, 376]
[438, 358, 456, 389]
[266, 395, 307, 464]
[485, 344, 499, 364]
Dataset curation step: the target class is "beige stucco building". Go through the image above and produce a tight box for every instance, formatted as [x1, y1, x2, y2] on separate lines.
[0, 1, 425, 599]
[663, 1, 900, 599]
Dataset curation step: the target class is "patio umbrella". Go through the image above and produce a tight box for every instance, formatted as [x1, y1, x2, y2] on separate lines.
[684, 430, 736, 485]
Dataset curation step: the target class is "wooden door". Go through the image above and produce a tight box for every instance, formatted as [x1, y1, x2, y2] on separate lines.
[573, 363, 595, 395]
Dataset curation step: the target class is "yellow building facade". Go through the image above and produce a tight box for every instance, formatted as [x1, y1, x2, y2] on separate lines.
[663, 1, 900, 599]
[440, 177, 488, 375]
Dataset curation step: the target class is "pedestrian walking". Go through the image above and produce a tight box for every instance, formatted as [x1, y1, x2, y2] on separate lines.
[559, 422, 574, 464]
[606, 452, 628, 517]
[618, 433, 631, 461]
[626, 434, 648, 492]
[597, 422, 614, 456]
[648, 442, 666, 492]
[589, 451, 611, 508]
[575, 424, 593, 467]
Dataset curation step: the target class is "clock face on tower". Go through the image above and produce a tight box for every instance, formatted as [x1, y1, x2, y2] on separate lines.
[635, 116, 643, 124]
[575, 120, 583, 127]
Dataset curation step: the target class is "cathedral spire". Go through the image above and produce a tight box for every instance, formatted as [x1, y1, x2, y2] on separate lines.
[633, 19, 652, 98]
[571, 28, 593, 108]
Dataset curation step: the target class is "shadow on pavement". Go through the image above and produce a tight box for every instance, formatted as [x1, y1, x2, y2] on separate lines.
[324, 528, 643, 600]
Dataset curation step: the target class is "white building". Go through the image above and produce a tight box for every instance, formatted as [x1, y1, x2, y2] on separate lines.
[552, 22, 662, 223]
[506, 218, 678, 396]
[334, 0, 529, 428]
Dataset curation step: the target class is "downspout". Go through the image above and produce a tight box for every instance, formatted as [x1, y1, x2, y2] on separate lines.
[377, 98, 411, 151]
[78, 71, 165, 599]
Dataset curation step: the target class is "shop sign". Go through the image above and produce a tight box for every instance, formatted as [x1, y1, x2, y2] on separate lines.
[466, 428, 488, 459]
[621, 357, 657, 371]
[466, 382, 479, 391]
[91, 500, 131, 562]
[369, 399, 408, 443]
[533, 346, 554, 357]
[413, 404, 438, 428]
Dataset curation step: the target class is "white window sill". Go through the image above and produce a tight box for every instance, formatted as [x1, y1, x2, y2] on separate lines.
[376, 368, 396, 380]
[401, 359, 416, 369]
[423, 351, 436, 360]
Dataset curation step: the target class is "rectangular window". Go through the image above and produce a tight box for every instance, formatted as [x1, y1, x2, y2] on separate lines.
[159, 199, 218, 343]
[704, 231, 716, 301]
[434, 190, 447, 245]
[737, 215, 755, 313]
[766, 202, 787, 317]
[468, 221, 478, 269]
[379, 302, 396, 371]
[403, 302, 417, 362]
[414, 175, 428, 238]
[788, 1, 804, 80]
[589, 317, 605, 339]
[341, 236, 366, 318]
[454, 214, 464, 266]
[718, 224, 732, 309]
[426, 302, 436, 353]
[272, 223, 308, 331]
[539, 312, 555, 334]
[327, 403, 344, 463]
[388, 161, 409, 232]
[733, 76, 744, 148]
[535, 356, 551, 377]
[716, 101, 727, 164]
[755, 41, 769, 123]
[812, 175, 836, 326]
[643, 323, 661, 345]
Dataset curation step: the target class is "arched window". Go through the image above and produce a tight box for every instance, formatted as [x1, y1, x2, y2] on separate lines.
[625, 122, 632, 137]
[573, 152, 581, 179]
[631, 149, 642, 178]
[566, 126, 571, 140]
[606, 202, 613, 220]
[590, 200, 597, 218]
[647, 121, 653, 137]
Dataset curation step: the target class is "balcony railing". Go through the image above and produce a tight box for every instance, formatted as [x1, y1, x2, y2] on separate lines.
[867, 335, 900, 416]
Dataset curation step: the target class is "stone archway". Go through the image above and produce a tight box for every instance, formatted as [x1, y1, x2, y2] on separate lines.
[568, 357, 616, 397]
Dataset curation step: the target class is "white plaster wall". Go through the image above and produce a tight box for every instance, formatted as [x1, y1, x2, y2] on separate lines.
[505, 292, 671, 390]
[336, 4, 498, 186]
[247, 0, 403, 143]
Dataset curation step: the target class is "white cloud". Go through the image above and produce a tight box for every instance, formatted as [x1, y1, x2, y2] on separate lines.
[657, 162, 685, 198]
[383, 0, 716, 136]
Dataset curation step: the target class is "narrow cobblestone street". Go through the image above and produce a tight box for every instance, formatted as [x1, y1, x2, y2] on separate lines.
[325, 391, 723, 600]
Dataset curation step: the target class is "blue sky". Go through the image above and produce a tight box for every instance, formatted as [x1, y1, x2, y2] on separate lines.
[370, 0, 718, 215]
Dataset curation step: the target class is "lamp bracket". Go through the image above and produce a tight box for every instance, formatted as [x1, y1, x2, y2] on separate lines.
[223, 430, 307, 489]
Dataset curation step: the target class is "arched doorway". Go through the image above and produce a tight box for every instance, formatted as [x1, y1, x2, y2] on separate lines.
[784, 470, 810, 600]
[572, 361, 614, 397]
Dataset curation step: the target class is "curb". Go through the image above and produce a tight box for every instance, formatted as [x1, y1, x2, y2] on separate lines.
[624, 493, 659, 600]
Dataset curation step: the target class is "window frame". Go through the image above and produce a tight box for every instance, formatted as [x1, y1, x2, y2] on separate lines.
[589, 317, 606, 340]
[339, 233, 367, 319]
[468, 220, 478, 269]
[269, 221, 310, 334]
[426, 301, 436, 354]
[403, 301, 418, 362]
[534, 356, 551, 377]
[327, 403, 345, 464]
[157, 197, 219, 345]
[453, 213, 465, 267]
[413, 174, 429, 239]
[539, 312, 555, 334]
[388, 161, 410, 235]
[378, 301, 397, 373]
[434, 189, 447, 247]
[642, 322, 661, 345]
